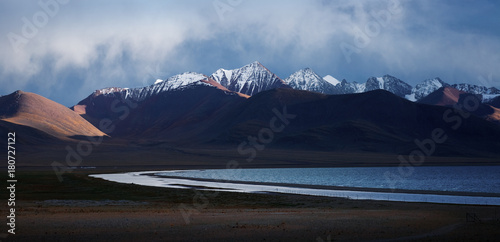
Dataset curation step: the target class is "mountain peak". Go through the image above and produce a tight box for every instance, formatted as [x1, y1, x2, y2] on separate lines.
[382, 74, 399, 80]
[409, 78, 449, 101]
[285, 68, 336, 94]
[363, 75, 412, 98]
[241, 61, 264, 69]
[451, 83, 500, 96]
[210, 62, 289, 96]
[161, 72, 209, 87]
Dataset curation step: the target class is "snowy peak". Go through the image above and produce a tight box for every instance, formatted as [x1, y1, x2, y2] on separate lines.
[210, 62, 289, 96]
[158, 72, 210, 90]
[365, 75, 412, 97]
[91, 72, 220, 102]
[330, 75, 411, 98]
[377, 75, 412, 98]
[451, 83, 500, 103]
[126, 72, 215, 101]
[333, 79, 365, 94]
[323, 75, 340, 86]
[285, 68, 336, 94]
[409, 78, 449, 101]
[408, 78, 500, 103]
[365, 77, 384, 91]
[211, 68, 234, 88]
[451, 83, 500, 95]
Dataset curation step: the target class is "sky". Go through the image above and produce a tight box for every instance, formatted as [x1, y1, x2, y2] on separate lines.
[0, 0, 499, 106]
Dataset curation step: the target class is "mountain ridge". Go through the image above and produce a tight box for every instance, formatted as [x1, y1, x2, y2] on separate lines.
[2, 62, 500, 162]
[69, 61, 500, 104]
[210, 61, 290, 96]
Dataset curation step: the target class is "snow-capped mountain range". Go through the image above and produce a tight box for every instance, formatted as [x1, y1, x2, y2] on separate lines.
[283, 68, 499, 102]
[93, 72, 234, 103]
[450, 83, 500, 102]
[121, 72, 214, 101]
[210, 61, 289, 96]
[89, 61, 500, 104]
[406, 78, 447, 101]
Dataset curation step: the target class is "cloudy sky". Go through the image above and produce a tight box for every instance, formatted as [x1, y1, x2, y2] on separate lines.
[1, 0, 499, 106]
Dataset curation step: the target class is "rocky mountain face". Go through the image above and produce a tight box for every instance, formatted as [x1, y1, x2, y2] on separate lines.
[285, 68, 336, 94]
[364, 75, 412, 98]
[406, 78, 448, 101]
[285, 71, 411, 98]
[210, 61, 290, 96]
[284, 68, 499, 102]
[451, 83, 500, 103]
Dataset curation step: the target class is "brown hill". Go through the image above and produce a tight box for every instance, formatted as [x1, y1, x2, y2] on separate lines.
[418, 86, 500, 124]
[0, 91, 107, 141]
[418, 86, 465, 106]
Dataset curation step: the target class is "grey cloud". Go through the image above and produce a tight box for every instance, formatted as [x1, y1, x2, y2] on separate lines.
[0, 0, 499, 106]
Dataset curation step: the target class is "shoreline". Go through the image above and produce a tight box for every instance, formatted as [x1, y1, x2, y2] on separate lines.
[90, 169, 500, 206]
[150, 173, 500, 198]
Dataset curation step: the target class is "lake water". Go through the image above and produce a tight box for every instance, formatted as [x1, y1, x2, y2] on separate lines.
[91, 166, 500, 205]
[156, 166, 500, 194]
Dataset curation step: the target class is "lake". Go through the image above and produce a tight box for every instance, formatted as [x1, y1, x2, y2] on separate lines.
[91, 166, 500, 205]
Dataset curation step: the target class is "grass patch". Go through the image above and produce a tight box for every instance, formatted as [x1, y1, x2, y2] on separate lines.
[8, 171, 322, 209]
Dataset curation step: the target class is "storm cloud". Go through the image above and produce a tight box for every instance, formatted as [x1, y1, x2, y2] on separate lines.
[1, 0, 499, 105]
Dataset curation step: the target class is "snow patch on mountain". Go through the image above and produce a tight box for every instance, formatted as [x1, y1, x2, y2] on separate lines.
[405, 93, 417, 102]
[451, 83, 500, 95]
[210, 61, 289, 96]
[285, 68, 336, 94]
[93, 72, 213, 102]
[323, 75, 340, 86]
[211, 69, 233, 88]
[363, 75, 411, 98]
[410, 78, 448, 101]
[376, 77, 384, 89]
[125, 72, 212, 101]
[483, 94, 500, 103]
[353, 82, 366, 93]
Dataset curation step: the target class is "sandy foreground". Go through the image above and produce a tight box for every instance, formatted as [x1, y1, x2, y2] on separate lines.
[6, 199, 500, 242]
[2, 171, 500, 241]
